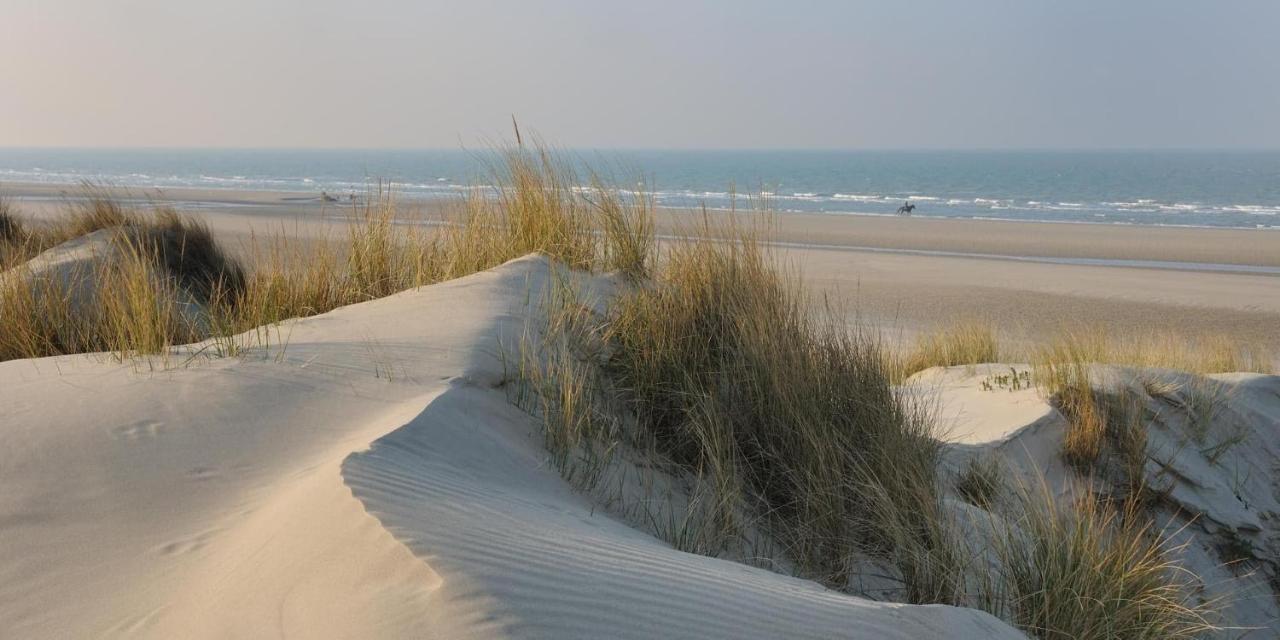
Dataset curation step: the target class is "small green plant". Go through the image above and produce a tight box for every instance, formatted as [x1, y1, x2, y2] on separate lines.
[980, 367, 1033, 392]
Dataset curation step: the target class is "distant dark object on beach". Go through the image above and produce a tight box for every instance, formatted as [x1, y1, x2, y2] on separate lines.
[896, 201, 916, 215]
[321, 191, 339, 203]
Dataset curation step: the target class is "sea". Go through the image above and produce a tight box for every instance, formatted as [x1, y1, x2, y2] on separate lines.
[2, 148, 1279, 230]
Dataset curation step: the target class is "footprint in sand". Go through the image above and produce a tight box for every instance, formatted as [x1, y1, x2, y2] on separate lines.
[185, 466, 220, 481]
[108, 420, 163, 441]
[155, 528, 218, 556]
[108, 606, 166, 635]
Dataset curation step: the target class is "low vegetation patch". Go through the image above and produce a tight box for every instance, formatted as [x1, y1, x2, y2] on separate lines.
[0, 144, 653, 363]
[956, 455, 1003, 509]
[1, 204, 243, 361]
[994, 488, 1213, 640]
[898, 319, 998, 380]
[980, 367, 1033, 392]
[521, 222, 962, 600]
[608, 225, 948, 586]
[1034, 326, 1271, 379]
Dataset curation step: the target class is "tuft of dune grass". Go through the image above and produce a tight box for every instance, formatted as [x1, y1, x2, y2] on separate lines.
[0, 195, 23, 243]
[1031, 326, 1266, 477]
[0, 195, 28, 269]
[898, 319, 999, 380]
[956, 455, 1004, 509]
[96, 235, 206, 358]
[223, 141, 652, 332]
[0, 204, 235, 361]
[1043, 360, 1108, 471]
[53, 184, 137, 244]
[1034, 325, 1271, 380]
[140, 208, 247, 303]
[994, 486, 1214, 640]
[1, 184, 143, 270]
[592, 219, 956, 595]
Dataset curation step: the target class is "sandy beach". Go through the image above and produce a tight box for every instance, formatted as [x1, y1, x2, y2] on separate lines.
[9, 182, 1280, 354]
[4, 178, 1279, 638]
[12, 3, 1280, 634]
[9, 4, 1280, 635]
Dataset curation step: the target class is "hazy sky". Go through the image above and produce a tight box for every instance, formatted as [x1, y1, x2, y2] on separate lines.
[2, 0, 1277, 149]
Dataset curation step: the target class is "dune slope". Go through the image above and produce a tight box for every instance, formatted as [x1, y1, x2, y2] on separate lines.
[926, 364, 1280, 636]
[0, 255, 1021, 639]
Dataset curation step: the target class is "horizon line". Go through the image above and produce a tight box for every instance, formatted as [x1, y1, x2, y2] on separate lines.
[3, 145, 1280, 154]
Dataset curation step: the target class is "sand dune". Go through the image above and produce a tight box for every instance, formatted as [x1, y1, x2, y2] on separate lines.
[924, 364, 1280, 635]
[0, 255, 1021, 638]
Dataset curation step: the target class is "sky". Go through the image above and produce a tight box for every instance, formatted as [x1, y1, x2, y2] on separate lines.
[1, 0, 1278, 150]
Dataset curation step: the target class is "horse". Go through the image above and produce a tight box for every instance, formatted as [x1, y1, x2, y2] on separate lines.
[896, 203, 916, 215]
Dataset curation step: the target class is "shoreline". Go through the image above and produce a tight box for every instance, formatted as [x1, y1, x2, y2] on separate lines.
[654, 208, 1280, 268]
[5, 180, 1280, 268]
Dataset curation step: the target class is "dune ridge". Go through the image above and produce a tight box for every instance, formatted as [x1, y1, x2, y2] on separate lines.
[0, 255, 1021, 638]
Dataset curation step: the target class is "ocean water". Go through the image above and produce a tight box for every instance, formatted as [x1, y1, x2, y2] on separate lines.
[2, 148, 1279, 229]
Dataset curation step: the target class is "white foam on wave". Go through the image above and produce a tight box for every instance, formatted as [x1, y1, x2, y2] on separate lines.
[5, 158, 1279, 230]
[1221, 204, 1280, 215]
